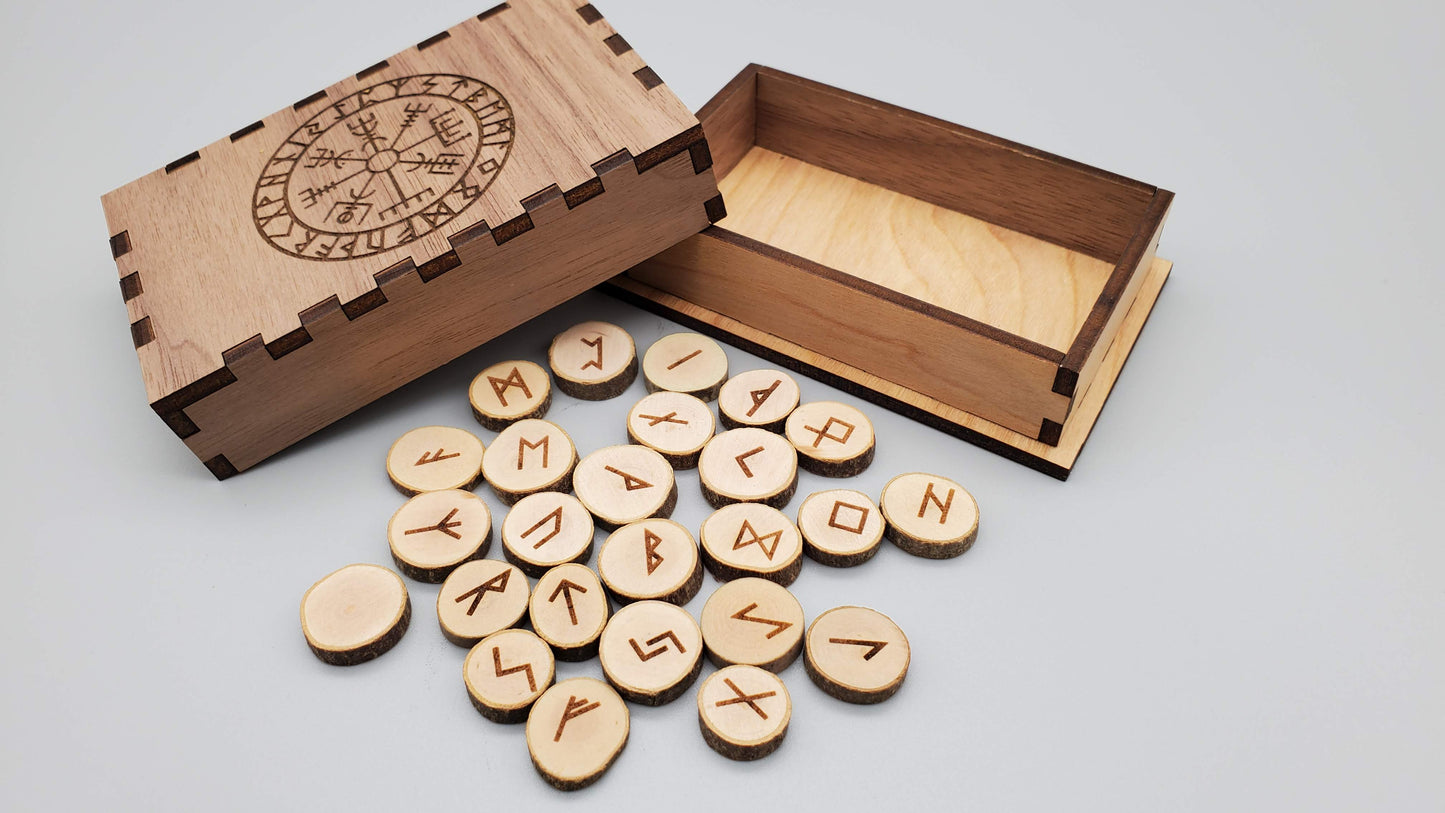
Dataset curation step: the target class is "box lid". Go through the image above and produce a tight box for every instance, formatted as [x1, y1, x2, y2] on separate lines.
[102, 0, 720, 475]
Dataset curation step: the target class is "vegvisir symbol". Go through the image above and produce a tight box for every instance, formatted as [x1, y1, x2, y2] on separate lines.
[252, 74, 515, 261]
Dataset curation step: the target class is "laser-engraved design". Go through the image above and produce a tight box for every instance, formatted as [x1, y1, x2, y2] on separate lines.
[643, 528, 665, 575]
[827, 501, 869, 535]
[548, 579, 588, 626]
[518, 435, 550, 470]
[731, 602, 792, 638]
[918, 482, 955, 524]
[628, 630, 685, 661]
[253, 74, 514, 260]
[733, 519, 783, 561]
[638, 412, 687, 427]
[604, 465, 653, 491]
[454, 569, 512, 615]
[488, 366, 532, 407]
[734, 446, 765, 478]
[522, 506, 564, 549]
[403, 507, 463, 539]
[493, 645, 537, 692]
[715, 677, 776, 719]
[666, 349, 702, 370]
[802, 416, 856, 448]
[828, 637, 888, 660]
[415, 448, 460, 466]
[554, 695, 600, 742]
[747, 380, 782, 417]
[580, 335, 605, 371]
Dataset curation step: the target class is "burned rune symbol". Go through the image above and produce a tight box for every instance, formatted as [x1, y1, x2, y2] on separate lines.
[416, 448, 460, 466]
[747, 380, 782, 417]
[731, 603, 792, 638]
[604, 466, 652, 491]
[734, 446, 765, 478]
[492, 646, 537, 693]
[716, 678, 777, 719]
[918, 482, 956, 524]
[803, 416, 856, 448]
[554, 695, 600, 742]
[667, 349, 702, 370]
[548, 579, 588, 626]
[522, 506, 564, 549]
[643, 529, 665, 575]
[517, 435, 549, 470]
[828, 637, 888, 660]
[638, 412, 687, 427]
[252, 73, 514, 261]
[403, 507, 462, 539]
[487, 366, 532, 407]
[580, 336, 605, 371]
[827, 501, 870, 535]
[733, 519, 784, 561]
[629, 630, 685, 661]
[454, 569, 512, 615]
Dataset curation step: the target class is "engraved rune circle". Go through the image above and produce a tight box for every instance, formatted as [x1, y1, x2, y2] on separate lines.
[253, 74, 515, 261]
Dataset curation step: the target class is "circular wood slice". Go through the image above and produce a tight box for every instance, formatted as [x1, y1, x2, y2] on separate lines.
[699, 503, 803, 586]
[598, 600, 703, 706]
[700, 577, 805, 673]
[879, 472, 979, 559]
[717, 369, 800, 432]
[469, 360, 552, 431]
[784, 401, 875, 477]
[804, 606, 910, 704]
[529, 563, 609, 662]
[526, 677, 629, 791]
[549, 321, 637, 401]
[300, 564, 411, 666]
[697, 427, 798, 509]
[573, 445, 677, 531]
[499, 491, 595, 578]
[697, 664, 791, 761]
[386, 425, 485, 496]
[795, 489, 884, 567]
[464, 628, 555, 723]
[480, 419, 577, 506]
[386, 489, 493, 582]
[435, 559, 530, 647]
[626, 391, 715, 469]
[641, 332, 729, 400]
[597, 519, 703, 606]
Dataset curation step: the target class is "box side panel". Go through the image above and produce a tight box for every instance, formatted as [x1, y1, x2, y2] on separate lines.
[626, 230, 1070, 438]
[751, 68, 1154, 264]
[696, 65, 759, 178]
[179, 150, 717, 474]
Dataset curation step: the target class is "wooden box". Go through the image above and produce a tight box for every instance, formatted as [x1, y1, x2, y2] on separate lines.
[102, 0, 722, 479]
[615, 65, 1174, 479]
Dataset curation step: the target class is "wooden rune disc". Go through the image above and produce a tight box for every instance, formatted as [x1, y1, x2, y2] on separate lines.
[529, 564, 610, 662]
[480, 419, 577, 506]
[598, 600, 704, 706]
[699, 503, 804, 586]
[386, 489, 493, 582]
[500, 491, 595, 578]
[697, 427, 798, 509]
[641, 332, 729, 401]
[572, 445, 677, 531]
[386, 425, 485, 496]
[548, 321, 638, 401]
[626, 391, 715, 469]
[300, 564, 411, 666]
[795, 489, 884, 568]
[717, 369, 800, 433]
[784, 400, 876, 477]
[697, 664, 792, 761]
[699, 577, 805, 673]
[804, 606, 910, 704]
[596, 519, 703, 606]
[469, 359, 552, 431]
[435, 559, 530, 647]
[526, 677, 629, 791]
[464, 628, 555, 724]
[879, 472, 980, 559]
